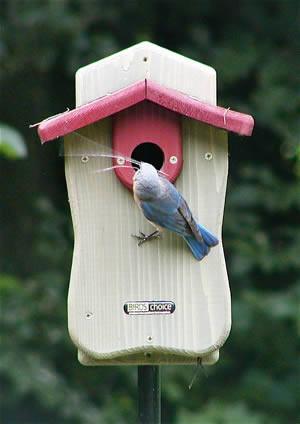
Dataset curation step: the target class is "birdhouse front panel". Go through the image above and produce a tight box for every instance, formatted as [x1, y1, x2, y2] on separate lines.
[62, 42, 232, 365]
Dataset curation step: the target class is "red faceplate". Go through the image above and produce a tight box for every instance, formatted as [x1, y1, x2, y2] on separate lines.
[112, 101, 182, 190]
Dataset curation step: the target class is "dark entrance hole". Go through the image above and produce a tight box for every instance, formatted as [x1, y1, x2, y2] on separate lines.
[131, 142, 164, 170]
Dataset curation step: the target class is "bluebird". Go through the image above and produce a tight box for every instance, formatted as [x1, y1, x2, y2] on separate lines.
[132, 162, 219, 260]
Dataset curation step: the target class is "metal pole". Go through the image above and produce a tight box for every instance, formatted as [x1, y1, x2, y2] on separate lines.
[138, 366, 161, 424]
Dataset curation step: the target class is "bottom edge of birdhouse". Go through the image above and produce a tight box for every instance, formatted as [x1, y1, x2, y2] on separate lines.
[77, 348, 220, 366]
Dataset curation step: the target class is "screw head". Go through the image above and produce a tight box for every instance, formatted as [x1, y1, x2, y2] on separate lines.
[147, 335, 153, 343]
[117, 157, 125, 165]
[86, 312, 93, 319]
[169, 155, 178, 164]
[205, 152, 213, 161]
[81, 155, 89, 163]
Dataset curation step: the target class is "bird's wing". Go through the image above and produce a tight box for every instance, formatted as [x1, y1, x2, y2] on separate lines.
[178, 197, 204, 243]
[139, 178, 195, 237]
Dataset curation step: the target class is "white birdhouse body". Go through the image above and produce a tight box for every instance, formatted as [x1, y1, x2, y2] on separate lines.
[38, 42, 254, 365]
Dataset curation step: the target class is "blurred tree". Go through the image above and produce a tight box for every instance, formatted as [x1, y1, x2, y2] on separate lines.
[0, 0, 299, 423]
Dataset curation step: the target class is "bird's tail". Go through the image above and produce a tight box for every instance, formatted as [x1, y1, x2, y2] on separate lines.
[183, 224, 219, 261]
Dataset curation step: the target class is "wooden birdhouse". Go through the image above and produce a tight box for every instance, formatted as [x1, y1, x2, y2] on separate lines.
[37, 42, 254, 366]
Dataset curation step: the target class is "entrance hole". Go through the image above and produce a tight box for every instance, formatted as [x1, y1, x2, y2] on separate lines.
[131, 142, 164, 170]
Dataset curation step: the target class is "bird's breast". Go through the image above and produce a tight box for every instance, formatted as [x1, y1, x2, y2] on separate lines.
[133, 179, 162, 202]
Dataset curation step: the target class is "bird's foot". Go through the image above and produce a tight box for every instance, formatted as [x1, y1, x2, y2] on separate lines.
[131, 230, 161, 246]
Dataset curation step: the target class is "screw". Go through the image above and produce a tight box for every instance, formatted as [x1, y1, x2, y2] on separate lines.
[86, 312, 93, 319]
[117, 157, 125, 165]
[81, 156, 89, 163]
[205, 152, 213, 161]
[169, 155, 178, 164]
[147, 336, 153, 343]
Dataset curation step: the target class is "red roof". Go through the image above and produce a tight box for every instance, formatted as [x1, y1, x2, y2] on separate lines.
[37, 79, 254, 143]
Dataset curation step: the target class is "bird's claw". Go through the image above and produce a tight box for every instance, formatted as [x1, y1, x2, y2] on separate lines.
[131, 231, 147, 246]
[131, 231, 161, 246]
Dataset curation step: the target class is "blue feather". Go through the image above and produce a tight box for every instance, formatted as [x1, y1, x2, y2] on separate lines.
[197, 224, 219, 247]
[183, 236, 209, 260]
[183, 225, 218, 260]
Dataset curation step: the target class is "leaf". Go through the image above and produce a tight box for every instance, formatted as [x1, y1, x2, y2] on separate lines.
[0, 123, 27, 159]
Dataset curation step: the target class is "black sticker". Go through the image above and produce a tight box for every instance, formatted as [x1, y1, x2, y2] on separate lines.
[124, 300, 175, 315]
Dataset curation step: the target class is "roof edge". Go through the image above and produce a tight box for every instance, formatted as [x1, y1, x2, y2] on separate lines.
[37, 79, 254, 143]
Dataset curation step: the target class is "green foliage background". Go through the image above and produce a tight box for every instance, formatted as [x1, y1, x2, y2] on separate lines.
[1, 0, 299, 423]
